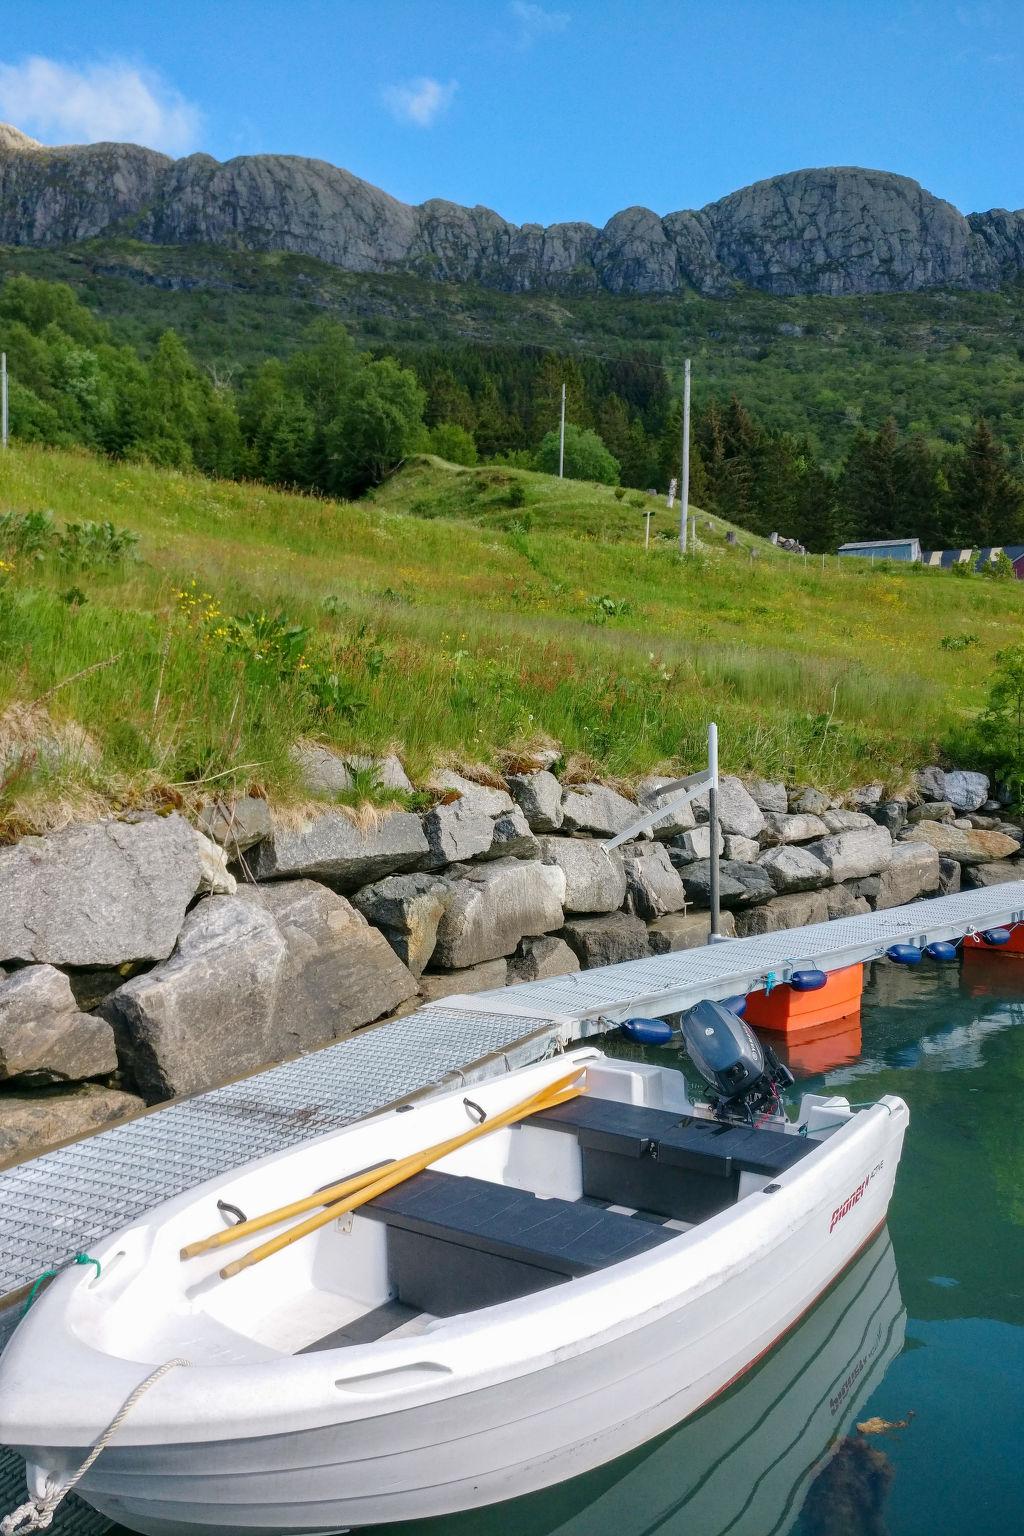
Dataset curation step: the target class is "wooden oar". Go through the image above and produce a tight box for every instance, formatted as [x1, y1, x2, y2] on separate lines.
[180, 1066, 587, 1262]
[218, 1077, 586, 1281]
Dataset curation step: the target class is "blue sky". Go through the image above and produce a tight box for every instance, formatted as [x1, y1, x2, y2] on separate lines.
[0, 1, 1021, 227]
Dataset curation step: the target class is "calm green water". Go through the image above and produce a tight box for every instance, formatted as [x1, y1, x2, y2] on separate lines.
[381, 959, 1024, 1536]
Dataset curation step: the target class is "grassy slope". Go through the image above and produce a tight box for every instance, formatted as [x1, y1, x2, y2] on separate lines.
[4, 241, 1024, 460]
[0, 443, 1019, 830]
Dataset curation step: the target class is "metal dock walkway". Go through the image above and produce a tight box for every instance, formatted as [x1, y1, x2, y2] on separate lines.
[3, 880, 1024, 1533]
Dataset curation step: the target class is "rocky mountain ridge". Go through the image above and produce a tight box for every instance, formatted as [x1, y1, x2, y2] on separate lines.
[1, 121, 1023, 297]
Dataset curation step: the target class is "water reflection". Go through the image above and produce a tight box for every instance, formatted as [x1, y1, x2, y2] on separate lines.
[379, 1232, 905, 1536]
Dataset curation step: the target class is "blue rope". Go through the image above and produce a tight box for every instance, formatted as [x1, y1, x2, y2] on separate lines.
[22, 1253, 101, 1314]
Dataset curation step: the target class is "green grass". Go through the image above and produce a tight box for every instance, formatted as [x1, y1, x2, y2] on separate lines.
[1, 442, 1020, 830]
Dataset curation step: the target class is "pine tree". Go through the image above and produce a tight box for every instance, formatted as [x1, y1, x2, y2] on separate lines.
[947, 418, 1024, 546]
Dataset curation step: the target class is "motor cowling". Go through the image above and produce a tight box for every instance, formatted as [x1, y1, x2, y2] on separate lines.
[680, 999, 793, 1119]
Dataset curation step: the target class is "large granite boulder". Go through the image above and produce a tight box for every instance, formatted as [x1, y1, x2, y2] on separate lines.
[723, 834, 760, 863]
[245, 881, 417, 1044]
[819, 809, 877, 833]
[247, 807, 428, 889]
[291, 743, 413, 796]
[871, 800, 908, 837]
[104, 896, 288, 1101]
[757, 844, 830, 894]
[647, 910, 736, 953]
[560, 783, 639, 838]
[745, 777, 788, 814]
[792, 788, 831, 815]
[941, 770, 989, 813]
[938, 856, 961, 895]
[0, 814, 205, 967]
[875, 842, 941, 908]
[805, 825, 893, 882]
[693, 776, 766, 839]
[418, 959, 508, 1003]
[507, 770, 564, 832]
[733, 890, 830, 936]
[424, 797, 501, 864]
[431, 771, 513, 816]
[351, 871, 451, 975]
[424, 777, 535, 865]
[0, 966, 117, 1083]
[560, 913, 650, 968]
[635, 776, 696, 837]
[107, 886, 417, 1100]
[901, 822, 1019, 867]
[760, 811, 829, 847]
[537, 836, 626, 914]
[197, 795, 273, 858]
[907, 801, 955, 825]
[824, 885, 872, 920]
[961, 860, 1024, 889]
[678, 860, 775, 909]
[0, 1085, 145, 1165]
[487, 808, 539, 860]
[668, 826, 724, 865]
[508, 935, 581, 983]
[431, 859, 565, 969]
[915, 766, 946, 801]
[847, 783, 885, 810]
[622, 843, 688, 918]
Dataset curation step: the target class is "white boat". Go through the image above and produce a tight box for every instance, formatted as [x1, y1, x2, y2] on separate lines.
[0, 1035, 909, 1536]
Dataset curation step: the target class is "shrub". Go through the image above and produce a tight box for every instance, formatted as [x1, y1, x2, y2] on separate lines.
[507, 480, 527, 508]
[429, 423, 478, 466]
[940, 633, 979, 651]
[535, 425, 620, 486]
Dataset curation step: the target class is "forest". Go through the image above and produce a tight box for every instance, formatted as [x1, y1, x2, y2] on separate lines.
[1, 272, 1022, 554]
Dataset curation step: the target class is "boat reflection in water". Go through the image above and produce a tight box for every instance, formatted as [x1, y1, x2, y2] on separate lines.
[381, 1228, 905, 1536]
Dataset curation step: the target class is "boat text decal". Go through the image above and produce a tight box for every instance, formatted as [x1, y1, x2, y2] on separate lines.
[829, 1161, 884, 1233]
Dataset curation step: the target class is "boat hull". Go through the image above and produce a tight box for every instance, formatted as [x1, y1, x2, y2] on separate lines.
[28, 1102, 908, 1535]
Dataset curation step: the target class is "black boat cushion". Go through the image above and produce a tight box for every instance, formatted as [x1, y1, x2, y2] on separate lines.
[527, 1097, 685, 1158]
[363, 1169, 677, 1276]
[528, 1096, 813, 1178]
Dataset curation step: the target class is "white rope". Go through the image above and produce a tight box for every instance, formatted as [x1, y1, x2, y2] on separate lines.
[1, 1358, 191, 1536]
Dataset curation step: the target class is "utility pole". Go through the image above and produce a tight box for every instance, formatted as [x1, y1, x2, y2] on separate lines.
[558, 382, 566, 479]
[679, 358, 691, 554]
[708, 721, 722, 940]
[1, 353, 7, 450]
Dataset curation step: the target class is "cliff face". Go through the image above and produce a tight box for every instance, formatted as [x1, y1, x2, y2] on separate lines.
[1, 125, 1021, 297]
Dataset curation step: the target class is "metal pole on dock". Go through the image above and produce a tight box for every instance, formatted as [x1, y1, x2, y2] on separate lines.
[558, 382, 566, 479]
[708, 721, 721, 939]
[679, 358, 690, 554]
[1, 353, 8, 449]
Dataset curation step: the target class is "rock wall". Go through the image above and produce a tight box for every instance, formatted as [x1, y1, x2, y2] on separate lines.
[1, 125, 1023, 296]
[1, 755, 1020, 1163]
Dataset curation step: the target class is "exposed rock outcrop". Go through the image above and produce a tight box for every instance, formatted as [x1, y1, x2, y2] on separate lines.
[2, 129, 1021, 296]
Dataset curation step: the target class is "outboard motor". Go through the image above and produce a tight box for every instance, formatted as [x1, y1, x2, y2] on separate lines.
[680, 999, 794, 1122]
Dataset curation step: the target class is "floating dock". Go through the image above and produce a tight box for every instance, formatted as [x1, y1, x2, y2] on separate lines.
[3, 880, 1024, 1534]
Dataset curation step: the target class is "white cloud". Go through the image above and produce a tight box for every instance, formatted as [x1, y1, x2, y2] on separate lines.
[0, 55, 202, 155]
[510, 2, 570, 46]
[382, 75, 457, 129]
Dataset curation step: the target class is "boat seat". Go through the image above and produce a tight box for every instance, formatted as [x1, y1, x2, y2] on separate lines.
[528, 1096, 813, 1176]
[363, 1169, 676, 1315]
[527, 1097, 812, 1222]
[657, 1121, 813, 1178]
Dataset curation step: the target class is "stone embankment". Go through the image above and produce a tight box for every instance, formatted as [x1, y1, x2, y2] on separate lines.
[1, 754, 1020, 1162]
